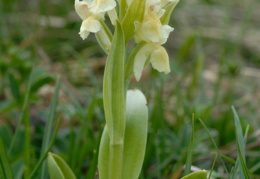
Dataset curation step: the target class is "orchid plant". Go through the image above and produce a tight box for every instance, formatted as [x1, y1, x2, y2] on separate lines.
[46, 0, 206, 178]
[74, 0, 179, 178]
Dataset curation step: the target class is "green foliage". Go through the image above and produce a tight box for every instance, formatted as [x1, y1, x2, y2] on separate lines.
[181, 170, 207, 179]
[102, 21, 126, 179]
[122, 0, 146, 43]
[99, 90, 148, 179]
[160, 1, 179, 25]
[0, 137, 13, 179]
[39, 77, 60, 179]
[47, 153, 76, 179]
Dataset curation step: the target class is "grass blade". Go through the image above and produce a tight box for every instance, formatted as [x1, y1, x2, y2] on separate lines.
[29, 118, 61, 179]
[198, 118, 229, 174]
[232, 106, 246, 161]
[8, 69, 33, 155]
[0, 137, 14, 179]
[40, 76, 60, 179]
[232, 106, 250, 179]
[183, 114, 195, 176]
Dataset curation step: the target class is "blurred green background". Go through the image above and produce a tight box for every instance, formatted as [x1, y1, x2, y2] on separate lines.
[0, 0, 260, 178]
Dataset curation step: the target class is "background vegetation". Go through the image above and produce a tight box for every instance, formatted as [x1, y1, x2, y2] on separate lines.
[0, 0, 259, 178]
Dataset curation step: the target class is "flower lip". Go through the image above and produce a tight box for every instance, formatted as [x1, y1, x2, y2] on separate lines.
[79, 17, 102, 39]
[134, 43, 170, 81]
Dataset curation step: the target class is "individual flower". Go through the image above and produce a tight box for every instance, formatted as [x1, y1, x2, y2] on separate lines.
[134, 8, 173, 44]
[134, 43, 170, 81]
[75, 0, 117, 40]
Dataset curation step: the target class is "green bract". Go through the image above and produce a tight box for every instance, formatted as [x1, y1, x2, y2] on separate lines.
[47, 153, 76, 179]
[122, 0, 146, 43]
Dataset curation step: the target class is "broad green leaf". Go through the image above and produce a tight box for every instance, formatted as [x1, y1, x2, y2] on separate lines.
[99, 89, 148, 179]
[181, 170, 207, 179]
[103, 21, 125, 142]
[0, 137, 13, 179]
[102, 21, 125, 179]
[122, 0, 146, 43]
[47, 153, 76, 179]
[122, 89, 148, 179]
[160, 1, 179, 25]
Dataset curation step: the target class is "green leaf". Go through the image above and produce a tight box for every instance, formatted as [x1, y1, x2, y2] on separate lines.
[47, 153, 76, 179]
[8, 73, 21, 103]
[117, 0, 127, 21]
[181, 170, 207, 179]
[183, 114, 195, 176]
[98, 126, 110, 179]
[29, 118, 61, 179]
[103, 21, 125, 142]
[0, 137, 14, 179]
[0, 101, 17, 114]
[232, 107, 250, 179]
[122, 89, 148, 179]
[160, 1, 179, 25]
[8, 69, 33, 155]
[198, 118, 229, 174]
[40, 77, 60, 179]
[99, 89, 148, 179]
[232, 107, 246, 161]
[122, 0, 146, 43]
[102, 20, 125, 179]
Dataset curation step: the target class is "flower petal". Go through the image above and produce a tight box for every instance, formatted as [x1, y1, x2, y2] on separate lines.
[75, 0, 91, 20]
[96, 26, 112, 51]
[79, 17, 102, 40]
[150, 44, 170, 74]
[134, 44, 153, 81]
[134, 9, 172, 44]
[160, 25, 174, 44]
[90, 0, 117, 14]
[107, 8, 118, 25]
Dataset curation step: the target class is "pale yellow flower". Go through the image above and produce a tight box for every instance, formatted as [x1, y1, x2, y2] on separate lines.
[134, 43, 170, 81]
[75, 0, 117, 40]
[79, 16, 102, 39]
[134, 8, 173, 44]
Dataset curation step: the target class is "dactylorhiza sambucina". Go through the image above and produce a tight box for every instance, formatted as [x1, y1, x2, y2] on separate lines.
[75, 0, 179, 81]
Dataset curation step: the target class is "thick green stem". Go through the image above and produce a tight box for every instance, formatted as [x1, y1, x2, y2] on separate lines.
[109, 143, 124, 179]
